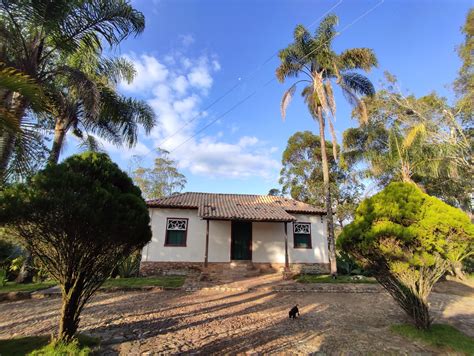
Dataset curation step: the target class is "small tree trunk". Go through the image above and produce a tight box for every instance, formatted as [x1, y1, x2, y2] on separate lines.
[316, 108, 337, 276]
[49, 119, 68, 165]
[409, 295, 432, 330]
[58, 284, 82, 342]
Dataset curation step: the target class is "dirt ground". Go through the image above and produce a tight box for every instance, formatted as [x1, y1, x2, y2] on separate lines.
[0, 276, 472, 355]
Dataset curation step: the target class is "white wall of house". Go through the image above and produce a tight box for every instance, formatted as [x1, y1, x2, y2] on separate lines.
[208, 220, 231, 262]
[143, 208, 329, 264]
[289, 214, 328, 264]
[142, 208, 206, 262]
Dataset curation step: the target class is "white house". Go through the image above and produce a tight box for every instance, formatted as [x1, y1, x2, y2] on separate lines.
[140, 192, 330, 275]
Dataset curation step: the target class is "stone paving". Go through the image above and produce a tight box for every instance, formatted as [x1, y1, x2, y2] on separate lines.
[0, 275, 472, 354]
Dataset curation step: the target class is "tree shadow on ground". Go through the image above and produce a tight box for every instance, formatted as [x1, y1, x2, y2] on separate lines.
[84, 290, 279, 342]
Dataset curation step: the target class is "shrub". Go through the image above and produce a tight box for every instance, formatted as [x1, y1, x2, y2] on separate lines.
[0, 152, 151, 341]
[336, 251, 366, 276]
[0, 268, 6, 287]
[338, 182, 473, 329]
[116, 251, 141, 278]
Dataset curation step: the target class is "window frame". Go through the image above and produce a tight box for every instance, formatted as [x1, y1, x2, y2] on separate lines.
[293, 222, 312, 249]
[164, 217, 189, 247]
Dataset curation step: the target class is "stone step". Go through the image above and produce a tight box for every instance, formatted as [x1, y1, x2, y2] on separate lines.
[229, 261, 255, 270]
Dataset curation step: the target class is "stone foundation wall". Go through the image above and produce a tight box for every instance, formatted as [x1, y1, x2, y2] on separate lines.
[140, 261, 330, 276]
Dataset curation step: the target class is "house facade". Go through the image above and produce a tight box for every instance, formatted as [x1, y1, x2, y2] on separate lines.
[140, 192, 330, 275]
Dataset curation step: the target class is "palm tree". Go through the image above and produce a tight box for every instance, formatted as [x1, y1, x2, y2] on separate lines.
[0, 0, 145, 179]
[47, 47, 155, 164]
[343, 84, 471, 198]
[276, 15, 377, 275]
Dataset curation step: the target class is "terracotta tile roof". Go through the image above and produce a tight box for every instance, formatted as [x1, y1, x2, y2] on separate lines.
[147, 192, 325, 222]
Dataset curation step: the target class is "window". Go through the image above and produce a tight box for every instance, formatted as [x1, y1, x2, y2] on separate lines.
[293, 222, 311, 249]
[165, 218, 188, 246]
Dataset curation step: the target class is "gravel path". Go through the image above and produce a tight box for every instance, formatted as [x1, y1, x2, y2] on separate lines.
[0, 279, 472, 354]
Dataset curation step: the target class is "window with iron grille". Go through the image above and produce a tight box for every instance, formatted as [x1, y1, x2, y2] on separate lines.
[165, 218, 188, 246]
[293, 222, 311, 248]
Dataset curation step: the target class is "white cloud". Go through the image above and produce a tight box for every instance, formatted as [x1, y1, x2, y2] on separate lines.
[179, 34, 195, 47]
[173, 75, 188, 95]
[176, 138, 279, 179]
[238, 136, 259, 147]
[187, 56, 215, 90]
[117, 48, 279, 180]
[120, 54, 168, 92]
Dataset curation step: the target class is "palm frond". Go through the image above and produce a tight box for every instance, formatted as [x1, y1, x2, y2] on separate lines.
[342, 73, 375, 96]
[0, 64, 46, 113]
[403, 123, 426, 148]
[57, 66, 100, 118]
[78, 134, 103, 152]
[338, 48, 378, 71]
[281, 84, 297, 120]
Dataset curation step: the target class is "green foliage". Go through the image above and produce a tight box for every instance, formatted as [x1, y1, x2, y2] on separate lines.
[0, 152, 151, 340]
[336, 251, 366, 276]
[0, 281, 56, 293]
[132, 148, 187, 199]
[454, 9, 474, 123]
[391, 324, 474, 354]
[339, 182, 474, 329]
[343, 76, 472, 212]
[0, 269, 6, 286]
[0, 334, 98, 356]
[116, 251, 141, 278]
[279, 131, 363, 227]
[295, 274, 376, 284]
[0, 0, 147, 181]
[102, 276, 185, 289]
[29, 340, 91, 356]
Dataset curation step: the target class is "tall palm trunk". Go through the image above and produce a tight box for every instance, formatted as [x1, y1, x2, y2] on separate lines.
[0, 92, 28, 180]
[316, 107, 337, 275]
[49, 118, 69, 164]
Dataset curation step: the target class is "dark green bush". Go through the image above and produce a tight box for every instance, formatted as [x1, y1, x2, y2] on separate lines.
[0, 152, 151, 341]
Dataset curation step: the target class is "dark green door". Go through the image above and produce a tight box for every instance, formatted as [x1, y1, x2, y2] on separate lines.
[231, 221, 252, 260]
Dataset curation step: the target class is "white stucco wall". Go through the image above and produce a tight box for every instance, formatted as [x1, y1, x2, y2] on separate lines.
[142, 208, 206, 262]
[208, 220, 231, 262]
[288, 214, 329, 264]
[143, 208, 329, 264]
[252, 215, 329, 264]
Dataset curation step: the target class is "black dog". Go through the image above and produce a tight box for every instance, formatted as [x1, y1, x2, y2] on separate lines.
[289, 305, 300, 319]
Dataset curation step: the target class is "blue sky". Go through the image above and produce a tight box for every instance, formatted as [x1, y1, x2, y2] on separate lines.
[63, 0, 472, 195]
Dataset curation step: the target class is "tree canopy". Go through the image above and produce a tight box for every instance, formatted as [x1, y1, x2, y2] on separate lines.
[0, 152, 151, 341]
[132, 149, 187, 199]
[279, 131, 362, 228]
[343, 74, 472, 212]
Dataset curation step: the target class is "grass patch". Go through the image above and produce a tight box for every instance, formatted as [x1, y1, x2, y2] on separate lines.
[295, 274, 377, 284]
[102, 276, 185, 289]
[0, 334, 99, 356]
[391, 324, 474, 354]
[0, 281, 56, 294]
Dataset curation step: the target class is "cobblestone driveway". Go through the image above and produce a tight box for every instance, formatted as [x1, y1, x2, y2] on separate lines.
[0, 278, 472, 354]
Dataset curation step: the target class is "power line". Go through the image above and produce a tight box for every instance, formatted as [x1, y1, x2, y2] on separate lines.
[167, 0, 384, 153]
[139, 0, 346, 157]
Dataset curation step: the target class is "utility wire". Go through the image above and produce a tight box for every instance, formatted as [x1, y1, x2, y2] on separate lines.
[167, 0, 384, 154]
[139, 0, 346, 156]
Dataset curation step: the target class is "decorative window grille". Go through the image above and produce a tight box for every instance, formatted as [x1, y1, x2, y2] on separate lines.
[293, 223, 311, 249]
[165, 218, 188, 246]
[167, 219, 187, 231]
